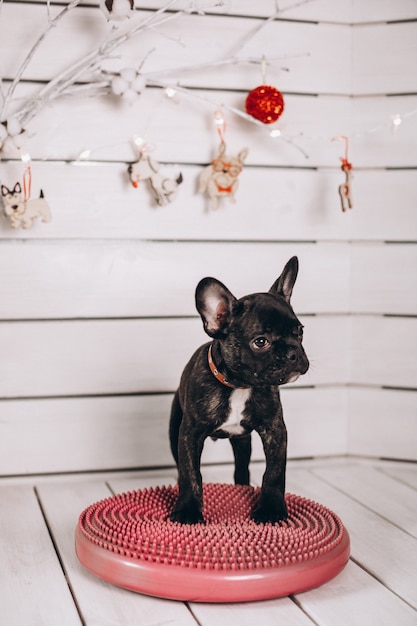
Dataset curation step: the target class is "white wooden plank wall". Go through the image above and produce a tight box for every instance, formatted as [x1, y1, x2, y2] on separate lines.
[0, 1, 416, 476]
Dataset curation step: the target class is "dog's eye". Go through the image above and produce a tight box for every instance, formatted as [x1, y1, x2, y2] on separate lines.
[252, 336, 270, 350]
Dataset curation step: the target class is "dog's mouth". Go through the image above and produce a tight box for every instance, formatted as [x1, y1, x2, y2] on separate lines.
[275, 371, 301, 385]
[249, 368, 301, 387]
[285, 372, 301, 384]
[253, 356, 309, 386]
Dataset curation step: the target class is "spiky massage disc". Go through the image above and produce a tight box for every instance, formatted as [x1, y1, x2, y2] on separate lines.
[75, 483, 350, 603]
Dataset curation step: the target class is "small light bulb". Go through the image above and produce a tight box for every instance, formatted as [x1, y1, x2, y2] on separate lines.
[21, 151, 31, 164]
[214, 110, 225, 127]
[392, 114, 402, 127]
[78, 149, 91, 160]
[270, 129, 281, 138]
[134, 136, 145, 148]
[165, 87, 177, 98]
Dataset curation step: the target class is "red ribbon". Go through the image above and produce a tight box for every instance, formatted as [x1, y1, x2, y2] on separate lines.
[22, 166, 32, 202]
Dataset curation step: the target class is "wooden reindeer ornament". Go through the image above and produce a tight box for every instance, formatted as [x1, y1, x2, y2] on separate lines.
[198, 141, 248, 210]
[1, 182, 51, 229]
[339, 159, 353, 212]
[333, 135, 353, 212]
[128, 153, 183, 206]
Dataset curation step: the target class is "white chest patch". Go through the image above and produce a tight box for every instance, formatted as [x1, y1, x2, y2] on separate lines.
[221, 388, 251, 436]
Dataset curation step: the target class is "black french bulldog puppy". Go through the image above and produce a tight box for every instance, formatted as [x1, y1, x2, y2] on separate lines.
[169, 256, 309, 525]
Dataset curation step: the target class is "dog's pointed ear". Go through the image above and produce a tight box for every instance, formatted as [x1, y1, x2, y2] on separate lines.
[195, 277, 237, 338]
[269, 256, 299, 303]
[1, 185, 9, 196]
[237, 148, 248, 164]
[13, 182, 21, 194]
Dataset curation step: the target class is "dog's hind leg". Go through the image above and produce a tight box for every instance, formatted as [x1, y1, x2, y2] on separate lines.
[230, 435, 252, 485]
[169, 391, 183, 466]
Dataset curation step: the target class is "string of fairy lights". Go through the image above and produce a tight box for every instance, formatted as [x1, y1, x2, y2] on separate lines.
[0, 0, 416, 224]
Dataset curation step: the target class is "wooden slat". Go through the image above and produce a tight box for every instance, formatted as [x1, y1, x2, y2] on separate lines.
[0, 241, 350, 318]
[351, 316, 417, 388]
[348, 388, 417, 460]
[37, 481, 198, 626]
[0, 394, 174, 475]
[3, 87, 416, 167]
[3, 86, 416, 168]
[352, 95, 417, 168]
[6, 87, 354, 167]
[22, 0, 417, 24]
[380, 465, 417, 490]
[0, 163, 348, 241]
[293, 559, 417, 626]
[189, 598, 315, 626]
[284, 467, 417, 610]
[21, 0, 355, 24]
[0, 315, 350, 398]
[0, 387, 348, 475]
[108, 473, 178, 494]
[353, 22, 417, 95]
[313, 464, 417, 538]
[0, 240, 415, 319]
[0, 5, 350, 92]
[0, 484, 81, 625]
[351, 244, 417, 315]
[1, 164, 416, 242]
[351, 170, 417, 241]
[352, 0, 417, 23]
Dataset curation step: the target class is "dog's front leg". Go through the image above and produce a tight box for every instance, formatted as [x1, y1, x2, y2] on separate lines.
[252, 422, 288, 524]
[170, 421, 206, 524]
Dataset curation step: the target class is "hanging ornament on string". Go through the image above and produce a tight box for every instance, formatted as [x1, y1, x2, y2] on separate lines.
[198, 110, 248, 211]
[99, 0, 135, 21]
[1, 154, 52, 229]
[127, 138, 183, 207]
[245, 56, 285, 124]
[333, 135, 353, 212]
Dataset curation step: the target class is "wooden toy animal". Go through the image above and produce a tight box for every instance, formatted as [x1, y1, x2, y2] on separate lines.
[1, 182, 51, 229]
[198, 141, 248, 210]
[128, 154, 183, 206]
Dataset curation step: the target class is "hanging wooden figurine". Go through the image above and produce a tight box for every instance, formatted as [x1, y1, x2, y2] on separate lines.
[334, 135, 353, 212]
[128, 150, 183, 207]
[198, 110, 248, 211]
[1, 164, 51, 229]
[99, 0, 135, 21]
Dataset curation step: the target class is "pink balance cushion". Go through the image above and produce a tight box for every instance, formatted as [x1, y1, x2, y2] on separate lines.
[75, 483, 350, 603]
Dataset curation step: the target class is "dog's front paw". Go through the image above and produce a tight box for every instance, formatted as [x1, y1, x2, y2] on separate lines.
[251, 496, 288, 525]
[170, 500, 205, 525]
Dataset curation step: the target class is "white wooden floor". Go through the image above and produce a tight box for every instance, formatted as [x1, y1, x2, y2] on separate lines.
[1, 457, 416, 626]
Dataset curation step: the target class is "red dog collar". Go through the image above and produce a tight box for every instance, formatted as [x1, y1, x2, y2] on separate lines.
[207, 345, 234, 388]
[208, 345, 249, 389]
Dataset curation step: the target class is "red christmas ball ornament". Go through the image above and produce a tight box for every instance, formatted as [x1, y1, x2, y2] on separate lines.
[245, 85, 285, 124]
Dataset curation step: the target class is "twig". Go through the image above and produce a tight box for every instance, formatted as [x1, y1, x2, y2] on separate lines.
[0, 0, 83, 121]
[225, 0, 316, 58]
[147, 52, 309, 79]
[15, 3, 186, 127]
